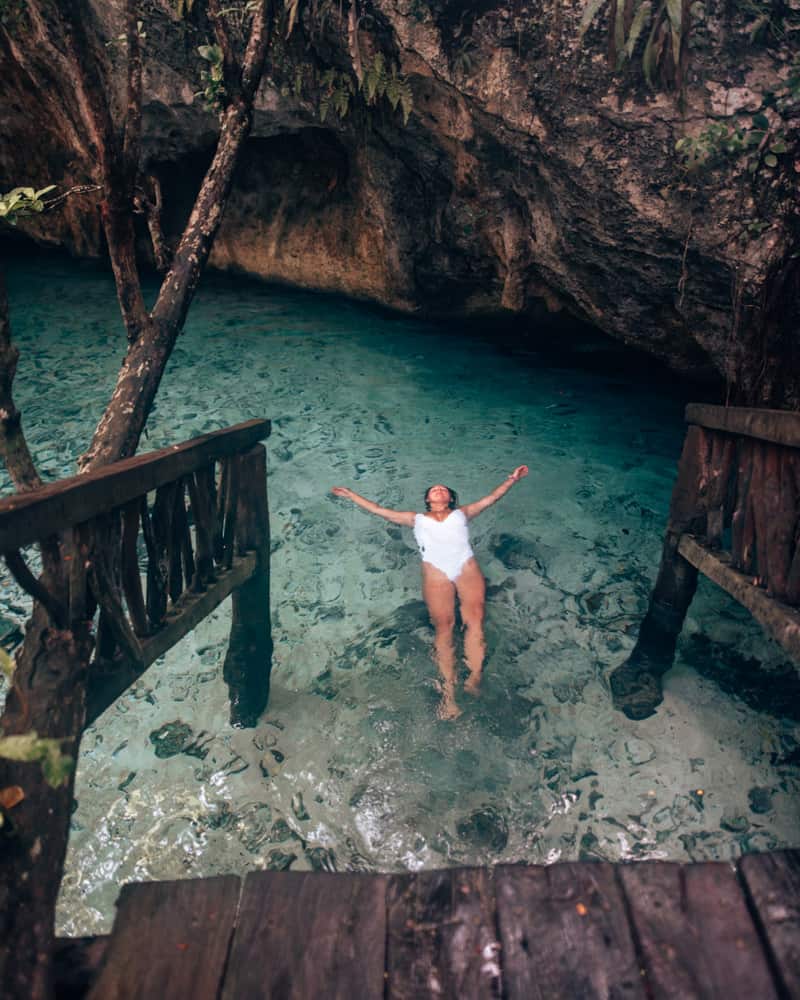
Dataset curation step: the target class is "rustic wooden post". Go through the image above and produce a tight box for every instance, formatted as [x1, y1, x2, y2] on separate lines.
[609, 424, 710, 719]
[223, 444, 272, 727]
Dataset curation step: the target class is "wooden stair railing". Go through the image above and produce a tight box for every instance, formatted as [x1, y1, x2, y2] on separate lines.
[0, 418, 272, 726]
[610, 404, 800, 720]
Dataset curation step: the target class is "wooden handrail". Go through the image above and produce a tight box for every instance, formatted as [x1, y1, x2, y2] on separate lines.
[0, 418, 270, 553]
[685, 404, 800, 447]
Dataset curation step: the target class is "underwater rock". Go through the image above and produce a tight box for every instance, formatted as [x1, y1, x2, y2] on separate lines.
[148, 720, 194, 759]
[491, 534, 547, 573]
[748, 786, 773, 814]
[269, 819, 296, 843]
[624, 738, 656, 766]
[683, 635, 800, 722]
[720, 811, 750, 834]
[455, 806, 509, 853]
[578, 830, 604, 861]
[306, 846, 337, 872]
[266, 850, 296, 871]
[291, 793, 310, 822]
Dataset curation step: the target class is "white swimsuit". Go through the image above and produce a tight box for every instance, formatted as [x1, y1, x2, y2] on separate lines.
[413, 509, 474, 582]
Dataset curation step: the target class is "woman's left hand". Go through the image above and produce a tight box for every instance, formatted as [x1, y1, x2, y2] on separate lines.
[510, 465, 529, 482]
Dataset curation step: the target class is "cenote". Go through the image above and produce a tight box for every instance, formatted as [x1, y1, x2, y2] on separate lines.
[1, 255, 798, 938]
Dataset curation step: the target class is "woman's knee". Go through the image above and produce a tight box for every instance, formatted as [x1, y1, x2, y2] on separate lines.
[461, 602, 485, 630]
[433, 613, 456, 635]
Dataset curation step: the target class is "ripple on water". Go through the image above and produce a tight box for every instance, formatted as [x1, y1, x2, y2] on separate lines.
[0, 258, 797, 937]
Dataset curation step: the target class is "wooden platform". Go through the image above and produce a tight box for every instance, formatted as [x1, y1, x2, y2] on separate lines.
[55, 852, 800, 999]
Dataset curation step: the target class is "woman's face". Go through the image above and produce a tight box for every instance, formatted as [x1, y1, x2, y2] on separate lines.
[426, 484, 452, 506]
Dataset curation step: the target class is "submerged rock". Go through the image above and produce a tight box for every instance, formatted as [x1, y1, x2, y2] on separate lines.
[148, 721, 194, 759]
[491, 534, 548, 573]
[266, 850, 297, 871]
[748, 786, 773, 814]
[455, 806, 509, 853]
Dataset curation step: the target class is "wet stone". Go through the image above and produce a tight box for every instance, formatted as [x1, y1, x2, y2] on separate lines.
[624, 738, 655, 766]
[491, 533, 548, 572]
[269, 819, 296, 843]
[720, 811, 750, 834]
[149, 720, 194, 759]
[291, 792, 310, 822]
[748, 786, 773, 814]
[266, 850, 296, 871]
[455, 806, 509, 852]
[306, 846, 337, 872]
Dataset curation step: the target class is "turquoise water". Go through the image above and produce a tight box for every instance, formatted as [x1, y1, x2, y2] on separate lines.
[1, 255, 798, 937]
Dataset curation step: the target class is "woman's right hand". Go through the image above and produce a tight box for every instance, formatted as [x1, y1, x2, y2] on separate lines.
[331, 486, 352, 498]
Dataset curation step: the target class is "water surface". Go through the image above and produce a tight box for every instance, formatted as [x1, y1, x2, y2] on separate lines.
[0, 255, 797, 936]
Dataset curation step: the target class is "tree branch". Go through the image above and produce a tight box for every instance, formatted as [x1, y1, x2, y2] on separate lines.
[241, 0, 272, 102]
[207, 0, 239, 99]
[122, 1, 143, 191]
[0, 269, 43, 495]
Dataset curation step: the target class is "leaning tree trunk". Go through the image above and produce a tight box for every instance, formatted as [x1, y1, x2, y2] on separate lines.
[0, 4, 272, 995]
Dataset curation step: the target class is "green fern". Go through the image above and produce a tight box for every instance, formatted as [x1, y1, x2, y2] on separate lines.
[579, 0, 685, 88]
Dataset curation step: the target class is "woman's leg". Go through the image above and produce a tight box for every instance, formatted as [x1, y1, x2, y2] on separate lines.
[421, 562, 460, 719]
[455, 558, 486, 694]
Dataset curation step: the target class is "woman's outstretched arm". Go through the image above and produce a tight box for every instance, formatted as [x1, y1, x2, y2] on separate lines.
[460, 465, 529, 520]
[331, 486, 416, 526]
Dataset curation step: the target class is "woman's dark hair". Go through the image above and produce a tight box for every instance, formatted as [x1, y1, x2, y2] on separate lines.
[424, 485, 458, 511]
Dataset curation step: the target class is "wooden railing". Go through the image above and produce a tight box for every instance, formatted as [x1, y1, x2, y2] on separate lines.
[610, 404, 800, 719]
[0, 418, 272, 726]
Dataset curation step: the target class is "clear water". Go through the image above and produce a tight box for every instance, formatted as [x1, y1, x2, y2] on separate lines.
[1, 255, 798, 937]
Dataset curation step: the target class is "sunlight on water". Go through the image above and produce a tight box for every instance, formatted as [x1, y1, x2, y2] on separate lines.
[0, 256, 798, 936]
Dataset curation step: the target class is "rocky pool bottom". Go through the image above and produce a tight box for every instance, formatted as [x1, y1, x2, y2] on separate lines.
[0, 255, 797, 937]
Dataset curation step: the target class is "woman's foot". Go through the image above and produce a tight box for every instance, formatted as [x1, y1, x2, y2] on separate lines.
[463, 671, 482, 696]
[435, 679, 462, 720]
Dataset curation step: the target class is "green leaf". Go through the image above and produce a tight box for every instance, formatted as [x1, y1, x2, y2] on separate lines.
[285, 0, 301, 37]
[752, 112, 769, 130]
[578, 0, 607, 39]
[614, 0, 626, 65]
[0, 733, 75, 788]
[764, 152, 778, 167]
[625, 1, 652, 57]
[0, 648, 14, 680]
[665, 0, 682, 67]
[34, 185, 56, 200]
[769, 139, 787, 154]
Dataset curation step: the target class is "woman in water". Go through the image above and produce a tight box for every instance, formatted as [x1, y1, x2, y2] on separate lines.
[331, 466, 529, 719]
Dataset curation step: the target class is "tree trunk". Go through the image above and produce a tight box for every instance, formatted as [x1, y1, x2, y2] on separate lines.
[0, 3, 272, 993]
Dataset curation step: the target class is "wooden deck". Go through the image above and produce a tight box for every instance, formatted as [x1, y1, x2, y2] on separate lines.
[55, 852, 800, 999]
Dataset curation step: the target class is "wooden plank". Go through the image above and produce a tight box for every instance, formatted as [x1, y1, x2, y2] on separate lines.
[739, 850, 800, 997]
[678, 534, 800, 662]
[686, 404, 800, 448]
[53, 936, 110, 999]
[222, 871, 387, 1000]
[387, 868, 501, 999]
[86, 553, 256, 724]
[0, 418, 270, 553]
[619, 861, 778, 999]
[87, 877, 240, 1000]
[495, 862, 644, 999]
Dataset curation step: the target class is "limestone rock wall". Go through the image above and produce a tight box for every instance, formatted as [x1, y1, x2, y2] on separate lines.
[1, 0, 798, 394]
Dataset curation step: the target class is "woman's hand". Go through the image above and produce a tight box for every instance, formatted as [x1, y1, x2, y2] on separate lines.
[509, 465, 529, 482]
[331, 486, 353, 498]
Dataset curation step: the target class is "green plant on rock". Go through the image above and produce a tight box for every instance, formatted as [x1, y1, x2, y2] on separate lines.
[362, 53, 413, 124]
[452, 36, 478, 79]
[579, 0, 688, 89]
[196, 42, 226, 109]
[675, 112, 790, 174]
[0, 186, 56, 224]
[319, 67, 355, 122]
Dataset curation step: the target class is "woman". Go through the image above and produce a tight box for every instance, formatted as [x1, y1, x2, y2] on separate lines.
[331, 466, 529, 719]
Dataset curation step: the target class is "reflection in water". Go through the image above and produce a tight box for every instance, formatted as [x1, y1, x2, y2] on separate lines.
[0, 256, 797, 936]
